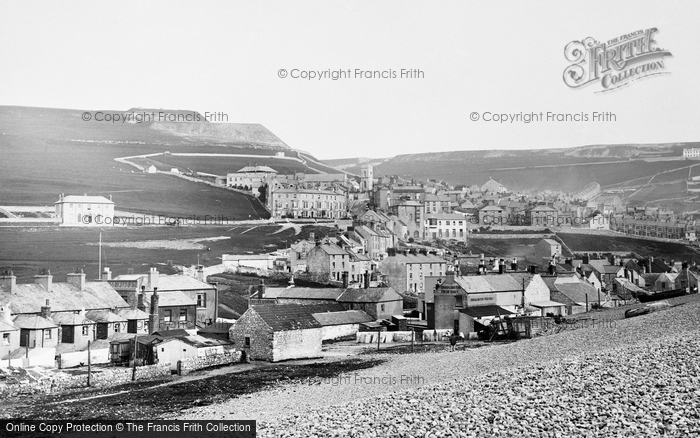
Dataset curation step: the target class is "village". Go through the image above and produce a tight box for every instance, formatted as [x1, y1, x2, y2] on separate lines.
[2, 151, 700, 405]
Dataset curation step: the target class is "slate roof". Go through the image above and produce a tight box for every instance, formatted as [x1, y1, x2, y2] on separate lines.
[112, 273, 214, 291]
[453, 275, 522, 293]
[0, 321, 18, 332]
[553, 283, 599, 304]
[312, 310, 374, 326]
[56, 195, 113, 204]
[297, 303, 346, 313]
[86, 310, 128, 323]
[51, 312, 94, 326]
[459, 305, 514, 318]
[2, 281, 129, 315]
[234, 165, 277, 173]
[252, 304, 323, 331]
[12, 314, 57, 329]
[152, 329, 190, 338]
[142, 291, 196, 308]
[337, 287, 402, 303]
[261, 287, 345, 301]
[160, 334, 232, 348]
[116, 308, 150, 320]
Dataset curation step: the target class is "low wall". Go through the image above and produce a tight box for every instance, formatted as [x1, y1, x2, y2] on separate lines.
[356, 329, 454, 344]
[58, 347, 110, 369]
[0, 363, 172, 398]
[177, 350, 242, 375]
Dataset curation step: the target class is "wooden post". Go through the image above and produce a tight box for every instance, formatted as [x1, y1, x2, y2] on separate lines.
[376, 327, 381, 352]
[132, 335, 138, 381]
[87, 340, 92, 387]
[411, 328, 415, 353]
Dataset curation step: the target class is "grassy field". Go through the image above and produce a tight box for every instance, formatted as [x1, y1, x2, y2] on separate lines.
[138, 154, 316, 176]
[0, 106, 321, 218]
[465, 233, 700, 265]
[558, 233, 700, 261]
[0, 224, 334, 282]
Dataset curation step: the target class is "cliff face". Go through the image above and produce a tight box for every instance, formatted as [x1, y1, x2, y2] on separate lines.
[149, 122, 291, 149]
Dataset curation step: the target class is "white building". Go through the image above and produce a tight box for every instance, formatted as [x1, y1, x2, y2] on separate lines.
[55, 194, 115, 226]
[226, 165, 278, 192]
[423, 213, 468, 241]
[270, 188, 346, 219]
[684, 148, 700, 159]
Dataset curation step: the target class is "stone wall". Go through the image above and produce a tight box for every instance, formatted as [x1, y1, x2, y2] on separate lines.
[0, 363, 171, 398]
[178, 350, 242, 375]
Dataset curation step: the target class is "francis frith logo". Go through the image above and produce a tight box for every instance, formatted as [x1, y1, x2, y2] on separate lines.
[563, 28, 672, 92]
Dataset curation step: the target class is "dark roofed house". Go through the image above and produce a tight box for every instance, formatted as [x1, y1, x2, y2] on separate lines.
[229, 304, 324, 362]
[86, 309, 128, 339]
[312, 309, 373, 341]
[336, 287, 403, 320]
[52, 309, 96, 349]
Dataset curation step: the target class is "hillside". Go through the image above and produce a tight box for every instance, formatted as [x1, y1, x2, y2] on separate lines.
[330, 142, 700, 211]
[0, 106, 327, 217]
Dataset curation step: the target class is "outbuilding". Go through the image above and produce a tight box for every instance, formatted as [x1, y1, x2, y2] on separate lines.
[229, 304, 324, 362]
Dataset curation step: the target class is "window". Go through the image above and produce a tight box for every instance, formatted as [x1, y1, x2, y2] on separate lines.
[44, 330, 52, 340]
[179, 309, 187, 321]
[197, 294, 206, 308]
[82, 326, 89, 336]
[114, 323, 120, 333]
[244, 336, 250, 347]
[455, 296, 463, 307]
[2, 333, 9, 345]
[164, 310, 172, 323]
[381, 304, 385, 312]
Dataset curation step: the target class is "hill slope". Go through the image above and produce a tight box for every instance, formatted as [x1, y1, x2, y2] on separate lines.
[0, 106, 326, 217]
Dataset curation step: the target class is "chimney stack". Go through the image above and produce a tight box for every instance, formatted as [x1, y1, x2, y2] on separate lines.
[34, 270, 53, 292]
[364, 271, 370, 289]
[196, 265, 204, 282]
[582, 254, 590, 264]
[127, 268, 134, 275]
[309, 232, 315, 242]
[137, 285, 145, 311]
[511, 258, 517, 272]
[101, 267, 111, 281]
[148, 267, 159, 290]
[1, 305, 12, 326]
[258, 279, 265, 299]
[40, 299, 51, 319]
[0, 270, 16, 294]
[342, 271, 349, 288]
[499, 259, 505, 274]
[149, 288, 159, 333]
[67, 269, 86, 291]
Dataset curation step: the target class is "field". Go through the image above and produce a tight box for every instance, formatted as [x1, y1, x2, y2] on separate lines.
[135, 154, 315, 176]
[558, 233, 700, 261]
[0, 223, 334, 282]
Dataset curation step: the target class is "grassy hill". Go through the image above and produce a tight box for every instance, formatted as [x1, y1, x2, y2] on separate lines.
[330, 142, 700, 211]
[0, 106, 331, 217]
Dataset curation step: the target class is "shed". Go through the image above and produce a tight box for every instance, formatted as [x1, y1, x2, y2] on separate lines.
[229, 304, 324, 362]
[312, 310, 373, 341]
[156, 335, 232, 371]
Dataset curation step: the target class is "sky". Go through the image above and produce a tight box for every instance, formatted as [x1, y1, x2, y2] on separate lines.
[0, 1, 698, 160]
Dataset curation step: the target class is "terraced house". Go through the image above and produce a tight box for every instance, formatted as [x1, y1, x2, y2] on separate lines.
[270, 187, 347, 219]
[423, 213, 468, 242]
